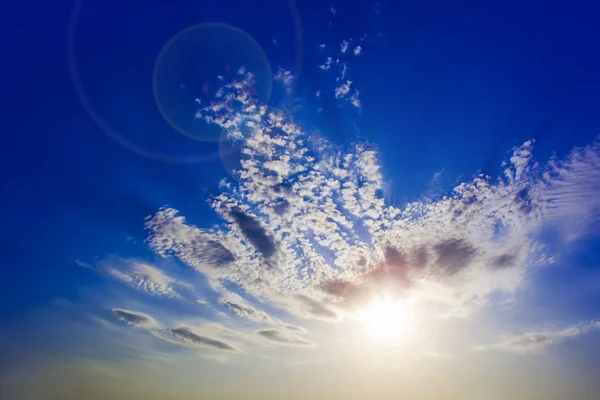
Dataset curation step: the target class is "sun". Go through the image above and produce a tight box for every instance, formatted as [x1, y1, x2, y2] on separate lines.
[357, 296, 415, 341]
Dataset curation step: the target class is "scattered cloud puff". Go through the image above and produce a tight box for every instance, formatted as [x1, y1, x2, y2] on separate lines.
[334, 80, 352, 98]
[340, 39, 350, 53]
[349, 89, 361, 109]
[330, 6, 336, 15]
[274, 67, 294, 91]
[319, 57, 333, 71]
[112, 309, 158, 329]
[195, 68, 266, 140]
[477, 320, 600, 353]
[354, 46, 362, 55]
[334, 80, 360, 109]
[107, 260, 183, 298]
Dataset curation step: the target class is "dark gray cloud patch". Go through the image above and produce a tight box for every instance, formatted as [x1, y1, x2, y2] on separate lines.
[433, 239, 477, 275]
[514, 188, 534, 214]
[231, 209, 277, 258]
[411, 246, 429, 268]
[273, 200, 291, 215]
[257, 329, 313, 346]
[112, 309, 156, 328]
[491, 253, 517, 270]
[203, 240, 236, 267]
[167, 327, 236, 351]
[384, 246, 405, 268]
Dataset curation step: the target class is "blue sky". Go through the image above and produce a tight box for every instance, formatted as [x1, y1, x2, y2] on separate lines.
[2, 0, 600, 399]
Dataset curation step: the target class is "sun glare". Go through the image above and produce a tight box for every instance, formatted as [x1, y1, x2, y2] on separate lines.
[357, 296, 415, 341]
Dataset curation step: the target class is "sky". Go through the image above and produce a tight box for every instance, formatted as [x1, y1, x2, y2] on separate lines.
[1, 0, 600, 399]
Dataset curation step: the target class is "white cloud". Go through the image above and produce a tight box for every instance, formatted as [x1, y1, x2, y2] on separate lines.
[107, 260, 182, 298]
[112, 309, 159, 329]
[354, 46, 362, 55]
[152, 326, 238, 351]
[340, 40, 350, 53]
[319, 57, 333, 71]
[148, 93, 600, 325]
[349, 89, 361, 109]
[477, 320, 600, 353]
[334, 80, 352, 98]
[330, 6, 336, 15]
[340, 63, 348, 79]
[218, 292, 272, 323]
[256, 329, 314, 347]
[194, 68, 266, 140]
[274, 67, 294, 91]
[142, 76, 600, 337]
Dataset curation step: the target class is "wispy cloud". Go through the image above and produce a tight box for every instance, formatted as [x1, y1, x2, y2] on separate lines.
[218, 292, 272, 323]
[274, 67, 294, 91]
[257, 329, 314, 347]
[354, 45, 362, 55]
[107, 260, 183, 298]
[349, 89, 361, 109]
[340, 40, 350, 53]
[152, 326, 238, 351]
[112, 309, 158, 329]
[477, 320, 600, 352]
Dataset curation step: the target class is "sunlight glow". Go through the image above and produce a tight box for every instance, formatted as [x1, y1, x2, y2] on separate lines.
[357, 296, 416, 341]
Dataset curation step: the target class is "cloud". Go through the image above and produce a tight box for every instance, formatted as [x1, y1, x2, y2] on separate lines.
[278, 323, 306, 333]
[153, 327, 237, 351]
[257, 329, 313, 346]
[334, 81, 360, 109]
[340, 63, 348, 79]
[354, 45, 362, 55]
[107, 261, 182, 298]
[230, 209, 277, 259]
[292, 294, 338, 320]
[349, 89, 361, 109]
[432, 239, 477, 275]
[335, 80, 352, 98]
[319, 57, 333, 71]
[112, 309, 158, 329]
[541, 139, 600, 239]
[144, 74, 600, 326]
[274, 67, 294, 91]
[340, 40, 350, 53]
[194, 68, 265, 140]
[218, 292, 272, 323]
[478, 321, 600, 353]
